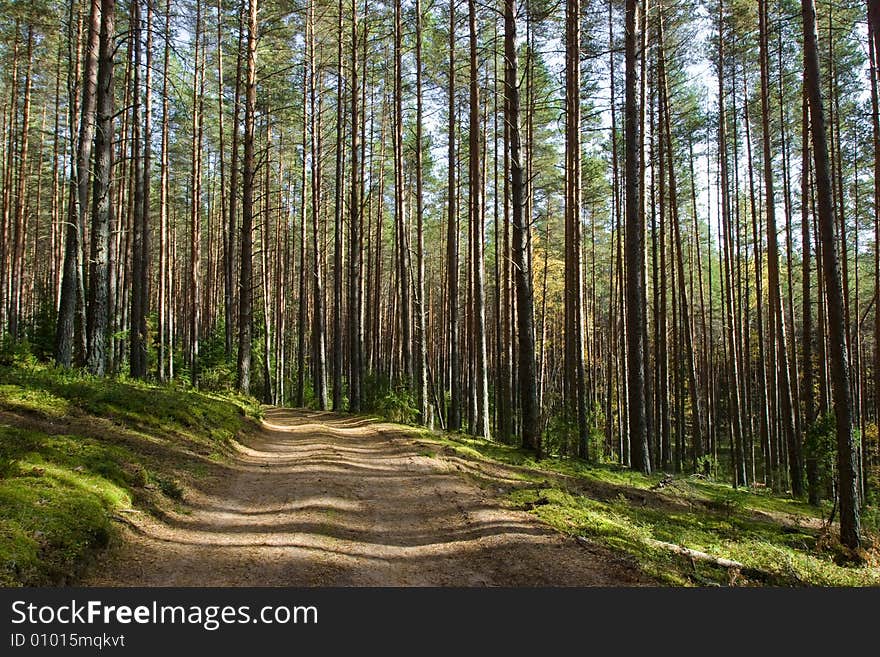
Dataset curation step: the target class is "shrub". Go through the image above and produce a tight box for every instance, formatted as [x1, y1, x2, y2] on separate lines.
[362, 373, 418, 424]
[805, 413, 837, 503]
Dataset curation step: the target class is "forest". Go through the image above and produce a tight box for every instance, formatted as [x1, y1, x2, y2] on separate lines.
[0, 0, 879, 584]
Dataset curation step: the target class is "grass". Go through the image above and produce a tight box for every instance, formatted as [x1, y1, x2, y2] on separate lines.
[0, 362, 259, 586]
[409, 428, 880, 586]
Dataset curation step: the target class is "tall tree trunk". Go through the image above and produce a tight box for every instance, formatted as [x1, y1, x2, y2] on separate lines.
[565, 0, 589, 457]
[56, 0, 98, 368]
[868, 0, 880, 460]
[657, 11, 702, 470]
[216, 0, 232, 360]
[236, 0, 257, 393]
[446, 0, 461, 431]
[308, 4, 329, 410]
[717, 0, 746, 486]
[295, 83, 308, 407]
[505, 0, 538, 452]
[348, 0, 363, 412]
[9, 26, 33, 340]
[760, 0, 802, 496]
[157, 0, 172, 381]
[189, 2, 204, 386]
[625, 0, 650, 473]
[393, 0, 411, 385]
[0, 27, 17, 339]
[332, 0, 345, 411]
[468, 0, 490, 438]
[801, 0, 860, 548]
[260, 117, 274, 403]
[742, 62, 771, 485]
[802, 84, 818, 504]
[129, 0, 148, 378]
[415, 0, 429, 424]
[50, 37, 64, 312]
[85, 0, 116, 376]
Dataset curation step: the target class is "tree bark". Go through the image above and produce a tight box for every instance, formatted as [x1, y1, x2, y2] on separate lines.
[56, 0, 98, 368]
[446, 0, 461, 431]
[308, 4, 329, 410]
[157, 0, 172, 381]
[236, 0, 258, 393]
[468, 0, 490, 438]
[332, 0, 345, 411]
[349, 0, 364, 412]
[85, 0, 115, 376]
[625, 0, 650, 473]
[760, 0, 802, 496]
[8, 26, 33, 340]
[415, 0, 429, 424]
[801, 0, 860, 548]
[505, 0, 539, 452]
[129, 0, 148, 379]
[565, 0, 589, 458]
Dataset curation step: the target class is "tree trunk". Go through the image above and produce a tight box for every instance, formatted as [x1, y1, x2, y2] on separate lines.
[189, 2, 204, 386]
[801, 0, 860, 548]
[625, 0, 650, 473]
[308, 5, 329, 410]
[717, 0, 746, 487]
[332, 0, 345, 411]
[348, 0, 364, 412]
[9, 26, 33, 340]
[157, 0, 172, 381]
[868, 0, 880, 466]
[446, 0, 460, 431]
[468, 0, 490, 438]
[85, 0, 115, 376]
[236, 0, 257, 393]
[760, 0, 802, 496]
[415, 0, 429, 424]
[129, 0, 148, 379]
[801, 83, 818, 504]
[56, 0, 98, 368]
[657, 11, 703, 471]
[505, 0, 538, 452]
[565, 0, 589, 458]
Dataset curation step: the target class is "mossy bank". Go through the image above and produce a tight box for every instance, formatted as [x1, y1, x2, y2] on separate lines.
[408, 428, 880, 586]
[0, 363, 259, 586]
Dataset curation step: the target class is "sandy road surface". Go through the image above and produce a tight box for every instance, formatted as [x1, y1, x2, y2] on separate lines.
[86, 408, 648, 586]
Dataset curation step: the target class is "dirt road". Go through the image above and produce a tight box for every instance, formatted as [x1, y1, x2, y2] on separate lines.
[87, 408, 649, 586]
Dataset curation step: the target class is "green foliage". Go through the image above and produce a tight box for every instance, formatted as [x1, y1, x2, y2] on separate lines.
[0, 335, 37, 368]
[805, 414, 837, 502]
[27, 292, 57, 362]
[196, 321, 236, 392]
[376, 388, 418, 425]
[543, 411, 605, 461]
[362, 373, 418, 424]
[696, 454, 718, 480]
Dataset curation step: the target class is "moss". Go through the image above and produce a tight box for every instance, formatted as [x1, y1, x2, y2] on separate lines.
[406, 425, 880, 587]
[0, 363, 259, 586]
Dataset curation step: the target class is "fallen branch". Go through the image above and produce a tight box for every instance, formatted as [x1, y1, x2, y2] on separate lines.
[645, 538, 771, 582]
[646, 539, 744, 569]
[576, 534, 773, 583]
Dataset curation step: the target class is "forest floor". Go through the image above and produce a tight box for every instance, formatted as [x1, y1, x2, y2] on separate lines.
[85, 407, 649, 586]
[2, 363, 878, 586]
